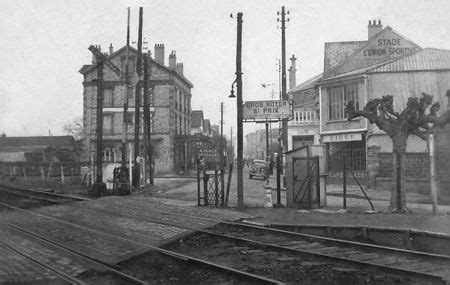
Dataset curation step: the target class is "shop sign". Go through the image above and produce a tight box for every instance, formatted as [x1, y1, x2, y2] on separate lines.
[243, 100, 290, 121]
[322, 133, 362, 143]
[360, 29, 419, 59]
[327, 170, 367, 185]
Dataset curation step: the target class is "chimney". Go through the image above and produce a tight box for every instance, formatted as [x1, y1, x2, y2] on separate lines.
[288, 54, 297, 90]
[176, 63, 184, 75]
[91, 45, 101, 64]
[154, 44, 165, 65]
[169, 50, 176, 69]
[368, 19, 383, 39]
[109, 43, 113, 55]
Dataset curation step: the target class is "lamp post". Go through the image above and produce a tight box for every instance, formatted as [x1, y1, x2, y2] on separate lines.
[229, 12, 244, 209]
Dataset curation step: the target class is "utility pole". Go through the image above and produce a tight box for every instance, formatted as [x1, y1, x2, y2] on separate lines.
[93, 53, 105, 196]
[133, 7, 143, 187]
[236, 12, 244, 209]
[220, 102, 224, 169]
[88, 45, 120, 195]
[120, 7, 131, 194]
[265, 120, 270, 176]
[278, 6, 289, 173]
[143, 54, 152, 185]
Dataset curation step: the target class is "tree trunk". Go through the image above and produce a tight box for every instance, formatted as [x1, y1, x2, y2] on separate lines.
[389, 133, 408, 212]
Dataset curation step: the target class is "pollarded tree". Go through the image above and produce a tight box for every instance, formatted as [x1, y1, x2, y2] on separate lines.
[346, 91, 450, 212]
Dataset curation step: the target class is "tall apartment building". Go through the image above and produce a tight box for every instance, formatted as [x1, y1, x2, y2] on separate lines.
[79, 43, 193, 174]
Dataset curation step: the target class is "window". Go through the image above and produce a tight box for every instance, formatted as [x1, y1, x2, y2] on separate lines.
[103, 89, 113, 107]
[328, 84, 359, 120]
[102, 147, 115, 162]
[103, 114, 112, 135]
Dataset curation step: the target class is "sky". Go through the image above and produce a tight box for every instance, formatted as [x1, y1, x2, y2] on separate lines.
[1, 0, 450, 140]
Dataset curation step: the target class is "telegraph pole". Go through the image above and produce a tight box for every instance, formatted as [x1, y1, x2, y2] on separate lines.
[236, 12, 244, 209]
[93, 53, 106, 196]
[220, 102, 224, 168]
[120, 7, 130, 193]
[143, 54, 153, 185]
[278, 6, 289, 172]
[133, 7, 143, 187]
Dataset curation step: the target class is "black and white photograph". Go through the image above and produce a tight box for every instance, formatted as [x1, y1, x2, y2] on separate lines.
[1, 0, 450, 283]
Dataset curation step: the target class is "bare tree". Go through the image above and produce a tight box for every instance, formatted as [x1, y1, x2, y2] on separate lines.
[63, 116, 84, 140]
[346, 91, 450, 212]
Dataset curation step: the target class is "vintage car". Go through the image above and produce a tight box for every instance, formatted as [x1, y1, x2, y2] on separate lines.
[249, 159, 268, 180]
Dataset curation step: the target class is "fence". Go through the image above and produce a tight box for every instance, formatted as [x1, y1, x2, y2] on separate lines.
[0, 161, 84, 179]
[327, 148, 366, 171]
[378, 153, 429, 179]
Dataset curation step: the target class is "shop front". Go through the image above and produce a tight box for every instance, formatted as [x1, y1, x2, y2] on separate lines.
[322, 132, 366, 185]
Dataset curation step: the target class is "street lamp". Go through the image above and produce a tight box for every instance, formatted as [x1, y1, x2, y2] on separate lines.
[229, 78, 237, 98]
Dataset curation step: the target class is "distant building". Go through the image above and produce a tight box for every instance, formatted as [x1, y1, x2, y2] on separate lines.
[316, 20, 450, 193]
[79, 44, 193, 174]
[288, 62, 322, 149]
[0, 135, 80, 163]
[0, 135, 82, 177]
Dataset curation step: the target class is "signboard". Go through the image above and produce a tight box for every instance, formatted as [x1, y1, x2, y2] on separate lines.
[243, 100, 290, 121]
[193, 141, 219, 161]
[322, 133, 362, 143]
[327, 170, 366, 185]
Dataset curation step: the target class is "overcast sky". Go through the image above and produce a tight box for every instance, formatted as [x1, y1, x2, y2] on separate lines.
[1, 0, 450, 139]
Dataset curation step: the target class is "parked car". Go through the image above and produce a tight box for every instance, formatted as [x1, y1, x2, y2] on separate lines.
[249, 159, 268, 180]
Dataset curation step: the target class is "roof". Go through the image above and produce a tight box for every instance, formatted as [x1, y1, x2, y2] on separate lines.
[319, 48, 450, 83]
[369, 48, 450, 73]
[191, 110, 204, 128]
[289, 73, 323, 93]
[324, 26, 422, 78]
[0, 136, 76, 152]
[324, 41, 366, 75]
[79, 45, 193, 88]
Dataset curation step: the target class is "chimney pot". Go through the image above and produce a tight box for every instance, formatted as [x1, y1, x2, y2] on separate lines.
[169, 50, 177, 69]
[109, 43, 113, 55]
[176, 62, 184, 75]
[154, 43, 165, 65]
[368, 19, 383, 39]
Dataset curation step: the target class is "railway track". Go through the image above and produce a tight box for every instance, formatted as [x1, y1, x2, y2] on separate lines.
[2, 184, 449, 284]
[67, 197, 450, 284]
[85, 199, 450, 284]
[0, 198, 280, 284]
[0, 184, 86, 212]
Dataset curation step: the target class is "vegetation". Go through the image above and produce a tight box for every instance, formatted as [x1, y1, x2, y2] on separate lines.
[346, 91, 450, 212]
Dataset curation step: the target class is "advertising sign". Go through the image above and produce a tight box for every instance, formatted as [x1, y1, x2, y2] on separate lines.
[243, 100, 290, 121]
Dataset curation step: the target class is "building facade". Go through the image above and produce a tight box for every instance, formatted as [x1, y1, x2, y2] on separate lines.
[79, 44, 193, 174]
[317, 20, 450, 193]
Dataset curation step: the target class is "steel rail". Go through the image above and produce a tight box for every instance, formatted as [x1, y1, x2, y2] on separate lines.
[0, 201, 282, 285]
[3, 184, 449, 262]
[85, 197, 450, 261]
[0, 184, 87, 202]
[62, 199, 450, 284]
[29, 194, 448, 284]
[197, 227, 447, 284]
[0, 239, 85, 285]
[3, 184, 448, 283]
[2, 223, 146, 284]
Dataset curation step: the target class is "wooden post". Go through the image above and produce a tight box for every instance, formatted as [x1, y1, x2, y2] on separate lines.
[197, 167, 201, 206]
[61, 165, 65, 184]
[221, 169, 225, 207]
[343, 153, 347, 210]
[40, 166, 45, 181]
[215, 169, 219, 207]
[429, 133, 438, 214]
